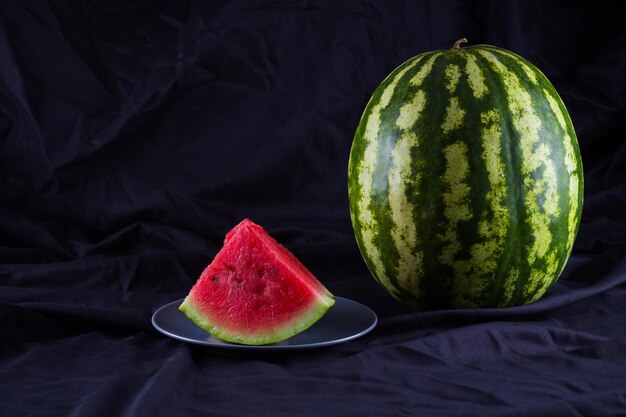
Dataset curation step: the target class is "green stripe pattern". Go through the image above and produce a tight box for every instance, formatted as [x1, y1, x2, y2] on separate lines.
[348, 44, 583, 310]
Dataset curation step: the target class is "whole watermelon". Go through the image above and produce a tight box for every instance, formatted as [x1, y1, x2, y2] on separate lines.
[347, 39, 583, 310]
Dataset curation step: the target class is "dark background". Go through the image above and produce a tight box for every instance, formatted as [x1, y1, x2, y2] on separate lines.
[1, 1, 625, 416]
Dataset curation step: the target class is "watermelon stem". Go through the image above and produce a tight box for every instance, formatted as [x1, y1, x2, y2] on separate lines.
[451, 38, 468, 51]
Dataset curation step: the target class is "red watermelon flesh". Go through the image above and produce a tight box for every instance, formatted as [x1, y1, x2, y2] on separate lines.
[179, 219, 335, 345]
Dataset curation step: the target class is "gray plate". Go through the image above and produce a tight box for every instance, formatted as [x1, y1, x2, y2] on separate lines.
[151, 297, 377, 351]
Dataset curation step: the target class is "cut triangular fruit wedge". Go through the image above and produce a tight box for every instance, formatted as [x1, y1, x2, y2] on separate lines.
[179, 219, 335, 345]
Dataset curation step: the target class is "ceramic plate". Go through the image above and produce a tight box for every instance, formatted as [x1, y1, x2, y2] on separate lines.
[152, 297, 377, 351]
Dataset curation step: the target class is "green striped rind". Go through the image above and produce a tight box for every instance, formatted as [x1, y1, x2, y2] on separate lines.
[348, 44, 583, 310]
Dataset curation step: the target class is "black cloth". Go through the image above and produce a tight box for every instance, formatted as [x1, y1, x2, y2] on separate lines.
[2, 1, 625, 416]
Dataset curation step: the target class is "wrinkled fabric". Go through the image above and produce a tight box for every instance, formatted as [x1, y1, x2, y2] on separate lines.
[1, 1, 626, 416]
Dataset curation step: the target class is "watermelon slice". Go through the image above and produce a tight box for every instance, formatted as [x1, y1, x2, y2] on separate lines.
[179, 219, 335, 345]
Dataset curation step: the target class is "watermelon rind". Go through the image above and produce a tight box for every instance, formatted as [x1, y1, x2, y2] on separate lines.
[179, 294, 334, 346]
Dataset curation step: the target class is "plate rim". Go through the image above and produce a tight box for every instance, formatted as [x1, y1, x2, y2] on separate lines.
[151, 296, 378, 351]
